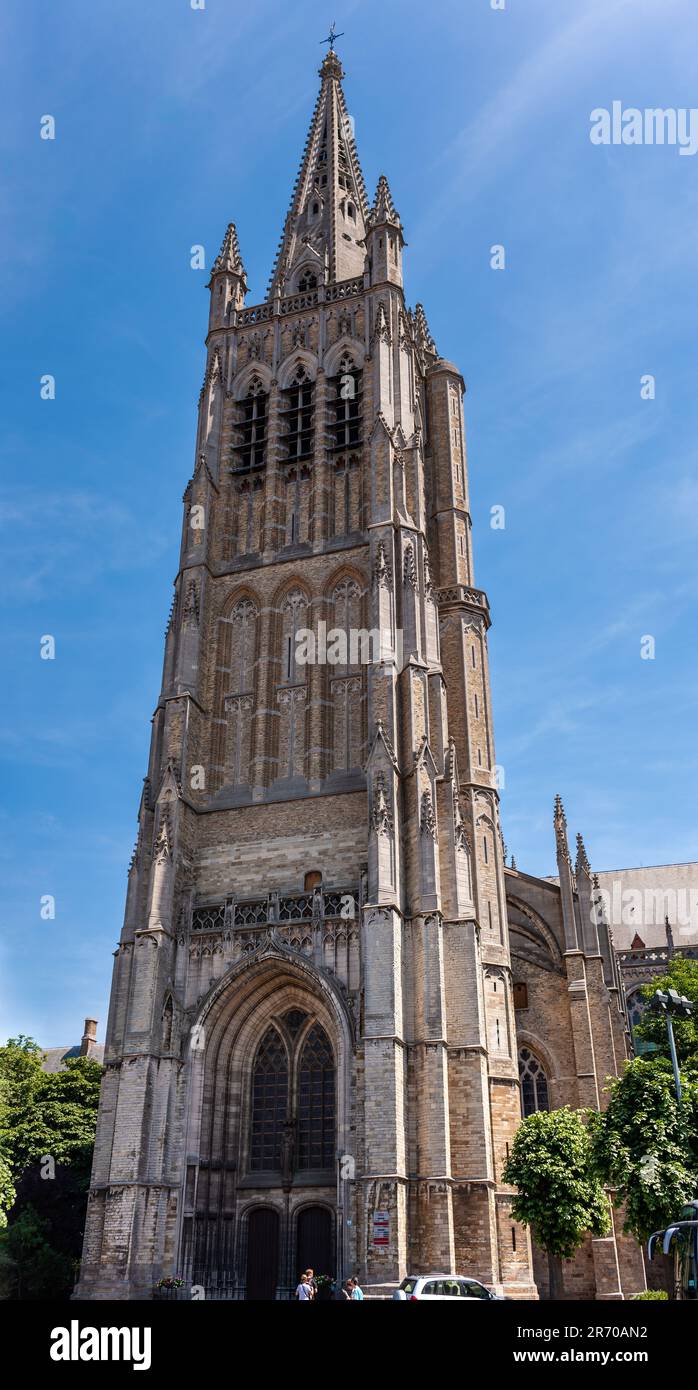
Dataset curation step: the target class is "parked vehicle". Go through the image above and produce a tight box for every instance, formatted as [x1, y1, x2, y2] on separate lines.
[392, 1274, 506, 1301]
[648, 1199, 698, 1300]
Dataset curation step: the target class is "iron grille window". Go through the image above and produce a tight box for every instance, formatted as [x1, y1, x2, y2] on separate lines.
[233, 379, 267, 472]
[281, 369, 314, 462]
[518, 1047, 549, 1118]
[297, 1025, 335, 1170]
[330, 358, 362, 451]
[250, 1027, 288, 1171]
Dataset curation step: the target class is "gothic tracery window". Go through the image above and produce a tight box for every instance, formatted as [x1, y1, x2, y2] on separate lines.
[297, 1025, 335, 1170]
[282, 366, 314, 462]
[233, 377, 267, 472]
[280, 589, 308, 686]
[331, 355, 363, 451]
[518, 1047, 549, 1118]
[297, 270, 317, 292]
[211, 596, 259, 792]
[248, 1018, 335, 1177]
[250, 1027, 289, 1171]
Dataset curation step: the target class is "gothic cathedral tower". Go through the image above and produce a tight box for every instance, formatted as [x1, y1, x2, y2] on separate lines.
[78, 49, 537, 1300]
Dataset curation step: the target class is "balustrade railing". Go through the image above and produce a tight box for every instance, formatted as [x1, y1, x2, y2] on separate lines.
[234, 276, 363, 328]
[190, 888, 359, 935]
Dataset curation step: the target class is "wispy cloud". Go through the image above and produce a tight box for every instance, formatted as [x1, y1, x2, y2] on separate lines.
[0, 488, 170, 601]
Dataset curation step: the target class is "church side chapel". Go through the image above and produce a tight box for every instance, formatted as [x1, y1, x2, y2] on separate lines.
[78, 45, 645, 1301]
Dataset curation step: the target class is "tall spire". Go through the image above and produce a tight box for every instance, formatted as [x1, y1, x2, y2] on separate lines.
[266, 50, 369, 299]
[370, 174, 401, 229]
[207, 221, 247, 330]
[210, 222, 245, 277]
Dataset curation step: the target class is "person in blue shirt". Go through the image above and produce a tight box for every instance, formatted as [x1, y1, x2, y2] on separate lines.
[350, 1277, 364, 1301]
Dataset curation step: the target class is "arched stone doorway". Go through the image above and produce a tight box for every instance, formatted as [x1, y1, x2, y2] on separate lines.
[179, 949, 353, 1299]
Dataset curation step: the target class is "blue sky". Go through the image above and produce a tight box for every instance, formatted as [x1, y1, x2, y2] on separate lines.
[1, 0, 697, 1044]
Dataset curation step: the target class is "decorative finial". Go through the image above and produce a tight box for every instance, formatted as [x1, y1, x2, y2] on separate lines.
[320, 21, 344, 51]
[553, 794, 571, 864]
[370, 174, 401, 228]
[575, 832, 591, 875]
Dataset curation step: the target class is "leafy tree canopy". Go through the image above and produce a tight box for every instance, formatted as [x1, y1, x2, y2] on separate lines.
[636, 959, 698, 1063]
[590, 1057, 698, 1242]
[0, 1037, 103, 1299]
[0, 1039, 102, 1178]
[502, 1106, 610, 1260]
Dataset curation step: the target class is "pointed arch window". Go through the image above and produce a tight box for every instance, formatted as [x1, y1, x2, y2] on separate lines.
[626, 990, 655, 1056]
[518, 1047, 549, 1118]
[229, 597, 257, 694]
[280, 589, 308, 685]
[297, 270, 317, 292]
[250, 1027, 289, 1171]
[281, 366, 314, 462]
[247, 1017, 336, 1180]
[297, 1025, 335, 1170]
[330, 355, 363, 451]
[233, 377, 267, 472]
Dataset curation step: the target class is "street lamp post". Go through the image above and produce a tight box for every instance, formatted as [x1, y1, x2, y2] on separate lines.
[648, 988, 695, 1101]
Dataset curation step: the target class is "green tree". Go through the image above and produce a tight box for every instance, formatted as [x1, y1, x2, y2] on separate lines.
[0, 1040, 102, 1176]
[0, 1205, 74, 1300]
[502, 1107, 610, 1260]
[0, 1154, 15, 1229]
[590, 1057, 698, 1242]
[0, 1036, 103, 1299]
[636, 959, 698, 1064]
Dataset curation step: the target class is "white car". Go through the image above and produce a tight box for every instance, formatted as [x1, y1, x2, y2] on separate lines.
[392, 1274, 506, 1301]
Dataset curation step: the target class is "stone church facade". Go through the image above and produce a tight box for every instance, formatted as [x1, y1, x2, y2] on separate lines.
[78, 51, 645, 1301]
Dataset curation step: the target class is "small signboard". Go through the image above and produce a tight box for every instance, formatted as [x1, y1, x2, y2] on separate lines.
[372, 1210, 390, 1246]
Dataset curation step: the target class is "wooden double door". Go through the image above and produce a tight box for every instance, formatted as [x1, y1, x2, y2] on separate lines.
[246, 1205, 334, 1300]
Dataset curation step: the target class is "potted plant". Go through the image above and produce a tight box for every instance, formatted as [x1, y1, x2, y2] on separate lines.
[314, 1274, 336, 1301]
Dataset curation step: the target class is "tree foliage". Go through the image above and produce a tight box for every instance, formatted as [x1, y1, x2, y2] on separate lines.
[0, 1036, 103, 1299]
[0, 1154, 15, 1230]
[0, 1038, 102, 1176]
[636, 959, 698, 1063]
[590, 1057, 698, 1242]
[0, 1205, 74, 1300]
[502, 1107, 610, 1259]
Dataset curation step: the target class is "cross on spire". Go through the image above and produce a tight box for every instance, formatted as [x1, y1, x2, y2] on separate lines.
[320, 21, 344, 51]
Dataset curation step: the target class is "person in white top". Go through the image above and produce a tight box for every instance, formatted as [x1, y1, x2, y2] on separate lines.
[295, 1274, 312, 1301]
